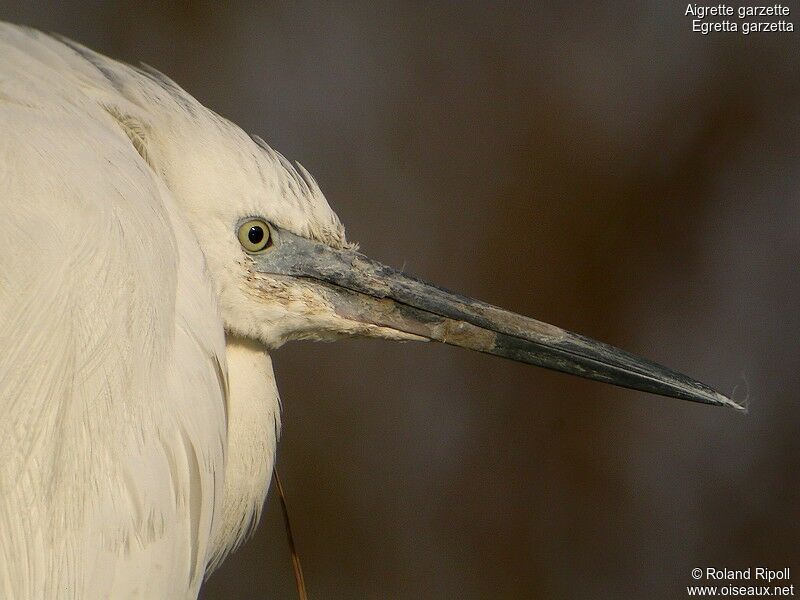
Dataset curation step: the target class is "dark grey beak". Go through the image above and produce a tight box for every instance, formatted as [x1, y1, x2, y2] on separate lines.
[252, 225, 744, 411]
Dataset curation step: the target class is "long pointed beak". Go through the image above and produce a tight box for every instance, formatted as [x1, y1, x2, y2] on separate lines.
[253, 226, 744, 411]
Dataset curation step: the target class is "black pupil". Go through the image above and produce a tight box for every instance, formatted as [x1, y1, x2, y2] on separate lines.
[248, 226, 265, 244]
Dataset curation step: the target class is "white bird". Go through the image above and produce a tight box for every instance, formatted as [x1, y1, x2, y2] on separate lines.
[0, 22, 742, 600]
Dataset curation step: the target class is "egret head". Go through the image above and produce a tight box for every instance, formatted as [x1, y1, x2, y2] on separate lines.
[135, 104, 419, 348]
[129, 78, 741, 411]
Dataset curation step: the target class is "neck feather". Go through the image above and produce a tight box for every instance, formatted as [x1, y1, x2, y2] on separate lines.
[206, 335, 281, 572]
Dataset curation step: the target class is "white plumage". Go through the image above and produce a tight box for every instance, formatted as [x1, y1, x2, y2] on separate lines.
[0, 23, 336, 598]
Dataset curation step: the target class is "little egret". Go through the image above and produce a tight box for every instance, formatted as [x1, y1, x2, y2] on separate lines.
[0, 22, 742, 600]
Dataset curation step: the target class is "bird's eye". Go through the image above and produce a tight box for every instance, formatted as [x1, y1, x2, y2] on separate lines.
[237, 219, 272, 253]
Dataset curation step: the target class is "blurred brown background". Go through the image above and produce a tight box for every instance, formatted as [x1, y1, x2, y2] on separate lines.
[4, 2, 797, 598]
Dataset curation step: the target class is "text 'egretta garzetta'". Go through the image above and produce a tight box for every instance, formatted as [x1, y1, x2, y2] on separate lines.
[0, 22, 743, 600]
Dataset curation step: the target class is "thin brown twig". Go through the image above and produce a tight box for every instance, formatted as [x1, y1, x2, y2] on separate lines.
[275, 469, 309, 600]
